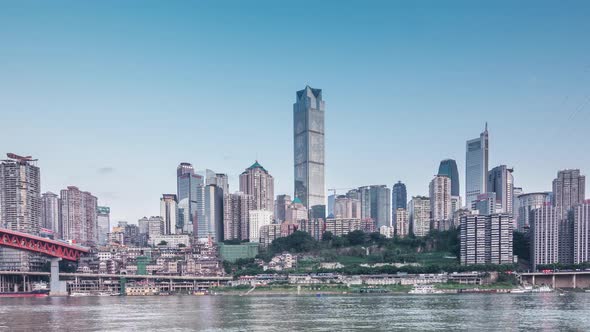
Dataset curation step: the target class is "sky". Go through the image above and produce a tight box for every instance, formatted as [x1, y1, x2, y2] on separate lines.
[1, 1, 589, 223]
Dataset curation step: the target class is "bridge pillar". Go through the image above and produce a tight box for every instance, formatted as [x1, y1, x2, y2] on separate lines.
[552, 275, 556, 289]
[49, 258, 68, 296]
[532, 275, 535, 285]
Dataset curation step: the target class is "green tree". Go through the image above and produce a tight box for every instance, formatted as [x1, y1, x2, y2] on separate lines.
[347, 230, 367, 246]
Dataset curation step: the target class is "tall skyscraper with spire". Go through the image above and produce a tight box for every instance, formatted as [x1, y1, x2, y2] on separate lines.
[465, 123, 489, 209]
[294, 85, 325, 218]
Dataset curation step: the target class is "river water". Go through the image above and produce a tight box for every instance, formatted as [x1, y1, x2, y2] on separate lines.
[0, 293, 589, 331]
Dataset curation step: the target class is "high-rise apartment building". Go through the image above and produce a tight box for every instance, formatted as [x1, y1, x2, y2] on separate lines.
[333, 196, 361, 219]
[474, 192, 497, 216]
[573, 202, 590, 264]
[285, 197, 308, 223]
[60, 186, 98, 246]
[553, 169, 585, 212]
[460, 214, 513, 265]
[356, 185, 391, 228]
[438, 159, 460, 197]
[0, 154, 42, 271]
[275, 194, 292, 223]
[239, 161, 274, 213]
[530, 205, 562, 269]
[392, 181, 407, 225]
[294, 86, 325, 217]
[466, 124, 489, 209]
[325, 218, 362, 237]
[41, 192, 60, 234]
[488, 165, 514, 214]
[96, 206, 110, 245]
[409, 196, 431, 237]
[160, 194, 177, 235]
[395, 208, 409, 237]
[429, 175, 452, 230]
[177, 162, 205, 235]
[248, 210, 273, 243]
[517, 192, 550, 232]
[223, 192, 253, 241]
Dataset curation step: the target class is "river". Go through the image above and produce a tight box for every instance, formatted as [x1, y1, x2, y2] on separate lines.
[0, 293, 589, 331]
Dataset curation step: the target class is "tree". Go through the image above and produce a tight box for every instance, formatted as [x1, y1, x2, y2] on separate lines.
[158, 240, 168, 246]
[322, 231, 334, 242]
[347, 230, 367, 246]
[178, 243, 186, 248]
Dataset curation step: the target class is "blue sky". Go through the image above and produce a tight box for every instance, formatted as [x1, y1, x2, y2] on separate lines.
[1, 1, 589, 223]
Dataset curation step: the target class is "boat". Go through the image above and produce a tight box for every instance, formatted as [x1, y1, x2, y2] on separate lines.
[0, 290, 49, 298]
[409, 285, 444, 294]
[193, 290, 209, 296]
[532, 285, 553, 293]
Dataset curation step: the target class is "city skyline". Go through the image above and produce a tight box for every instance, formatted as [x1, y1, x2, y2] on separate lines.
[2, 2, 590, 223]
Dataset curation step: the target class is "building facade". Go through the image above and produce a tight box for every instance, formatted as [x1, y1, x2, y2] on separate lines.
[96, 206, 110, 245]
[333, 196, 361, 219]
[248, 210, 273, 243]
[293, 86, 325, 217]
[204, 185, 224, 242]
[517, 192, 550, 232]
[239, 161, 274, 213]
[487, 165, 514, 215]
[395, 208, 409, 237]
[429, 175, 452, 230]
[0, 154, 43, 271]
[438, 159, 460, 197]
[176, 162, 205, 235]
[60, 186, 98, 246]
[391, 181, 407, 226]
[552, 169, 585, 212]
[460, 214, 513, 265]
[409, 196, 431, 237]
[41, 192, 60, 234]
[275, 194, 292, 223]
[573, 202, 590, 264]
[465, 124, 489, 209]
[530, 205, 562, 269]
[223, 192, 253, 241]
[160, 194, 177, 235]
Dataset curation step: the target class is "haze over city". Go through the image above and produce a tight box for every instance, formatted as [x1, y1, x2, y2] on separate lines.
[1, 1, 589, 224]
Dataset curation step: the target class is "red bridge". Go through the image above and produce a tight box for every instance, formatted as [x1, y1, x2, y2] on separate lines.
[0, 228, 89, 261]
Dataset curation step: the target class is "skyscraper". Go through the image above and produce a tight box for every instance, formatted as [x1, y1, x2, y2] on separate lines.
[409, 196, 431, 237]
[223, 192, 253, 241]
[334, 196, 361, 219]
[429, 175, 452, 230]
[248, 210, 273, 243]
[275, 194, 292, 223]
[466, 124, 489, 209]
[573, 202, 590, 264]
[357, 185, 391, 228]
[488, 165, 514, 214]
[41, 192, 60, 234]
[96, 206, 110, 245]
[460, 214, 513, 265]
[60, 186, 98, 246]
[392, 181, 407, 225]
[552, 169, 586, 212]
[517, 192, 550, 232]
[0, 153, 42, 271]
[294, 85, 325, 218]
[176, 162, 205, 235]
[160, 194, 177, 235]
[438, 159, 460, 197]
[239, 161, 274, 213]
[204, 184, 224, 242]
[530, 205, 562, 270]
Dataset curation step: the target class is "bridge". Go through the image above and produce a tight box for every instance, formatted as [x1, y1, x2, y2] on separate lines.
[0, 228, 89, 295]
[519, 271, 590, 289]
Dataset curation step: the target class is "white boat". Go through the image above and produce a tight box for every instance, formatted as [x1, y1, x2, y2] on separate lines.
[409, 285, 444, 294]
[532, 285, 553, 293]
[69, 292, 91, 297]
